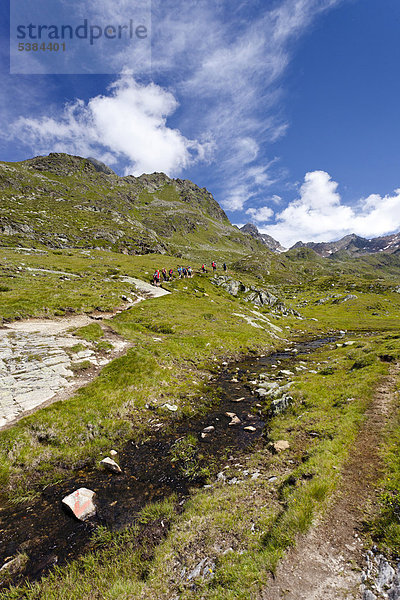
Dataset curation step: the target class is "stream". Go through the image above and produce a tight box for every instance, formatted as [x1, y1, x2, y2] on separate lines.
[0, 335, 336, 589]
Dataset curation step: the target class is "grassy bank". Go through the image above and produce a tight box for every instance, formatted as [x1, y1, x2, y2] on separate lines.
[2, 335, 397, 599]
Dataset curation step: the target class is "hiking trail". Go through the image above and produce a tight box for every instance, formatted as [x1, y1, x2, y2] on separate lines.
[262, 364, 399, 600]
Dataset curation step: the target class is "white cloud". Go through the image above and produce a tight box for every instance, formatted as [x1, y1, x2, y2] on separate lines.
[223, 186, 254, 212]
[246, 206, 274, 222]
[262, 171, 400, 246]
[10, 75, 209, 176]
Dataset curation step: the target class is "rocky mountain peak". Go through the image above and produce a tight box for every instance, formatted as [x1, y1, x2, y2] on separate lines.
[240, 223, 286, 253]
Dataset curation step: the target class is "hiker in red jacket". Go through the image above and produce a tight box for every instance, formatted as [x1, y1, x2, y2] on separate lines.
[153, 270, 160, 286]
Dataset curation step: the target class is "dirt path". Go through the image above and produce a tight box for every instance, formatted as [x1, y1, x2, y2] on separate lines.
[262, 364, 399, 600]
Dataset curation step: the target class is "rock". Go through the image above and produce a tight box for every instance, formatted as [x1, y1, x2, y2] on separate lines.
[271, 440, 290, 453]
[110, 449, 118, 457]
[202, 426, 215, 434]
[388, 582, 400, 599]
[0, 554, 28, 575]
[86, 157, 116, 175]
[270, 394, 293, 416]
[257, 381, 279, 391]
[186, 557, 215, 581]
[244, 426, 256, 432]
[278, 369, 294, 376]
[268, 476, 278, 483]
[228, 415, 241, 426]
[363, 590, 377, 600]
[231, 396, 245, 403]
[332, 294, 358, 304]
[163, 403, 178, 412]
[121, 295, 133, 303]
[100, 457, 122, 474]
[62, 488, 96, 521]
[376, 556, 396, 592]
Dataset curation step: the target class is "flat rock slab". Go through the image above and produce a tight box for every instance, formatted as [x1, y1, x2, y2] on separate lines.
[62, 488, 96, 521]
[120, 276, 170, 298]
[0, 317, 129, 430]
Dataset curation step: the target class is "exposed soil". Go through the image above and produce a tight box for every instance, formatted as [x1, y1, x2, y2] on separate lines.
[262, 363, 399, 600]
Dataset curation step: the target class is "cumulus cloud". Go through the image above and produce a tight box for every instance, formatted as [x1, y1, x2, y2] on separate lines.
[246, 206, 274, 222]
[10, 76, 208, 176]
[261, 171, 400, 246]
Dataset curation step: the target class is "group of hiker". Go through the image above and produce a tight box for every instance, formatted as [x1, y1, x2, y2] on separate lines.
[152, 261, 227, 286]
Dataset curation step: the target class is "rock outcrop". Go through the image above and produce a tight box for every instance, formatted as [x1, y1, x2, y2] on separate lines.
[211, 276, 300, 316]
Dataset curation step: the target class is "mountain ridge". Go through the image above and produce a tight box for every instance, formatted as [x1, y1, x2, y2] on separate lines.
[0, 153, 264, 259]
[290, 231, 400, 257]
[2, 153, 400, 260]
[239, 222, 400, 258]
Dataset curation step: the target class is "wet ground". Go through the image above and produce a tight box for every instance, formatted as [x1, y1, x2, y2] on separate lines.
[0, 336, 336, 589]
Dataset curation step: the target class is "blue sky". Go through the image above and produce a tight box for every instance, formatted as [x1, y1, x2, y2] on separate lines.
[1, 0, 400, 247]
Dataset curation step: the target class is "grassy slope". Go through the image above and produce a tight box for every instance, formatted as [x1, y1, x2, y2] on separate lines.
[0, 154, 261, 260]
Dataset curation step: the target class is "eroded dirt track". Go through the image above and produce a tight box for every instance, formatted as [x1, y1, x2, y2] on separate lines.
[262, 364, 399, 600]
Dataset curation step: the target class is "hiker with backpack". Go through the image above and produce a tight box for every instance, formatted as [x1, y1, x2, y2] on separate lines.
[153, 270, 160, 286]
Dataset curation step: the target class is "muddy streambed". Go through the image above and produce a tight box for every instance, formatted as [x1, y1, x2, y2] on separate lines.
[0, 336, 336, 588]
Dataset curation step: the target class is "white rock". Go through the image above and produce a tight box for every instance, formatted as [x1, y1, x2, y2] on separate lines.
[62, 488, 96, 521]
[202, 426, 215, 434]
[163, 403, 178, 412]
[100, 457, 122, 474]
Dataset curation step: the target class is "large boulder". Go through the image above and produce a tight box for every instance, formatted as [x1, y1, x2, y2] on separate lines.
[211, 276, 248, 296]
